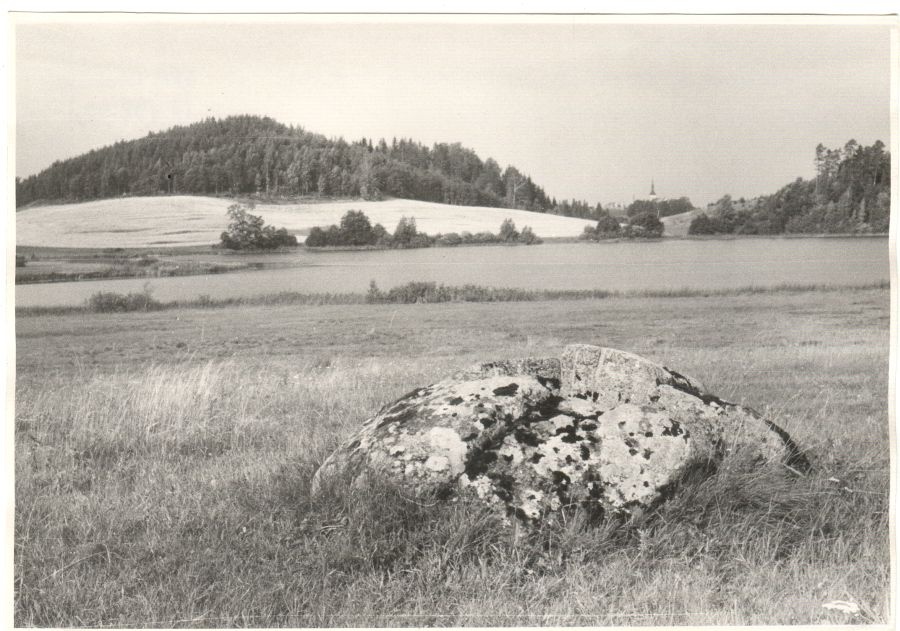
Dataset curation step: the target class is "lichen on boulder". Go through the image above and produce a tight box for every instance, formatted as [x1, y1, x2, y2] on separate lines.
[313, 345, 809, 522]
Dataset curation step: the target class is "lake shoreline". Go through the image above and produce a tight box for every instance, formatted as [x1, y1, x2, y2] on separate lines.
[15, 238, 890, 308]
[14, 279, 890, 318]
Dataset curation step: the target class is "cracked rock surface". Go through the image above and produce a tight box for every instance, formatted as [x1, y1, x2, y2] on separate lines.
[313, 345, 809, 521]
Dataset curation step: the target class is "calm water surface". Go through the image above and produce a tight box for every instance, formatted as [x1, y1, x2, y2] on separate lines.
[16, 238, 890, 307]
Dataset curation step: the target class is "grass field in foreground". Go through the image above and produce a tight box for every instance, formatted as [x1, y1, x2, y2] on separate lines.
[14, 287, 891, 626]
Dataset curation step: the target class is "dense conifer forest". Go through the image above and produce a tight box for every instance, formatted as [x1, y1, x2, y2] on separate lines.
[15, 115, 569, 213]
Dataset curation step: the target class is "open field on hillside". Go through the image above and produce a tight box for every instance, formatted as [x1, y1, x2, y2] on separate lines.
[661, 209, 701, 237]
[14, 286, 891, 626]
[15, 196, 595, 248]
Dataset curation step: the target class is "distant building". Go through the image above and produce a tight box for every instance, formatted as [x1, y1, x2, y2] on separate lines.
[648, 179, 658, 201]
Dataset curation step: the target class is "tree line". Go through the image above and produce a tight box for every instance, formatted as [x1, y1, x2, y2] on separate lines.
[305, 210, 541, 249]
[690, 140, 890, 235]
[580, 211, 664, 240]
[15, 115, 559, 212]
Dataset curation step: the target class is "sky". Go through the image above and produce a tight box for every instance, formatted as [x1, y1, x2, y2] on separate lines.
[14, 16, 893, 207]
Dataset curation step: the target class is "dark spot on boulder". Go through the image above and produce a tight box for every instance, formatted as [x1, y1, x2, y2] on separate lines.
[643, 481, 649, 487]
[664, 368, 703, 397]
[649, 394, 660, 402]
[628, 448, 638, 456]
[463, 431, 479, 441]
[552, 447, 560, 453]
[551, 470, 571, 486]
[513, 427, 541, 447]
[574, 392, 588, 400]
[474, 394, 481, 399]
[560, 433, 581, 444]
[644, 431, 654, 438]
[490, 473, 516, 501]
[465, 450, 498, 478]
[536, 376, 561, 390]
[564, 455, 575, 464]
[628, 432, 634, 437]
[624, 436, 638, 449]
[528, 395, 565, 421]
[447, 396, 464, 406]
[376, 405, 418, 428]
[580, 421, 597, 431]
[480, 417, 496, 428]
[574, 372, 582, 381]
[502, 454, 514, 463]
[347, 439, 360, 450]
[555, 425, 576, 436]
[492, 383, 520, 397]
[699, 392, 729, 407]
[642, 448, 653, 460]
[580, 444, 591, 460]
[661, 419, 683, 437]
[451, 413, 458, 418]
[529, 452, 545, 464]
[618, 421, 626, 428]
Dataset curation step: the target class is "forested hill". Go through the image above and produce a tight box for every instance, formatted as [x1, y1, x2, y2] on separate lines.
[690, 140, 890, 235]
[15, 115, 557, 211]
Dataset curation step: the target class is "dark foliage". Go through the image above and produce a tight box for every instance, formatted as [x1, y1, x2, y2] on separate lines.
[549, 199, 606, 219]
[306, 212, 541, 249]
[86, 286, 161, 312]
[689, 141, 890, 235]
[623, 212, 664, 238]
[15, 115, 554, 212]
[499, 218, 519, 242]
[581, 212, 660, 240]
[219, 203, 298, 250]
[626, 197, 694, 219]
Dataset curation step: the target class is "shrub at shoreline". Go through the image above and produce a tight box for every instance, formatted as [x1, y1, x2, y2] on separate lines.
[305, 211, 542, 249]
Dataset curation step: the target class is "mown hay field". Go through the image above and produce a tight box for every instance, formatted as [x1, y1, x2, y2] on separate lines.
[15, 196, 595, 248]
[14, 287, 891, 626]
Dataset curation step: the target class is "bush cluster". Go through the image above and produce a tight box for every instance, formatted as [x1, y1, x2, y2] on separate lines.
[366, 280, 537, 304]
[687, 212, 731, 235]
[580, 212, 664, 240]
[86, 285, 162, 313]
[220, 203, 298, 250]
[306, 211, 542, 249]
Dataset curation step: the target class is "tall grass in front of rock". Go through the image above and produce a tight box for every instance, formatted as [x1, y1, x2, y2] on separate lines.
[15, 336, 890, 626]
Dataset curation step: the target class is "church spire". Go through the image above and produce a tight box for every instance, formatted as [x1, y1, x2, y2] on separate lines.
[650, 178, 656, 196]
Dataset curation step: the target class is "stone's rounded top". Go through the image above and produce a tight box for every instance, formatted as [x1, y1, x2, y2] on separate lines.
[560, 344, 707, 406]
[460, 345, 706, 402]
[313, 345, 807, 524]
[454, 356, 562, 390]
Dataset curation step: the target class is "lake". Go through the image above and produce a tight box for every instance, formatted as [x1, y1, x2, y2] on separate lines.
[15, 237, 890, 308]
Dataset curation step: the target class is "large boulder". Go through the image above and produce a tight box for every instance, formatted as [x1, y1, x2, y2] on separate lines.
[313, 345, 809, 522]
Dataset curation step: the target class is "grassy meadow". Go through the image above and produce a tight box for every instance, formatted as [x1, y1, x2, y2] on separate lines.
[14, 286, 891, 626]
